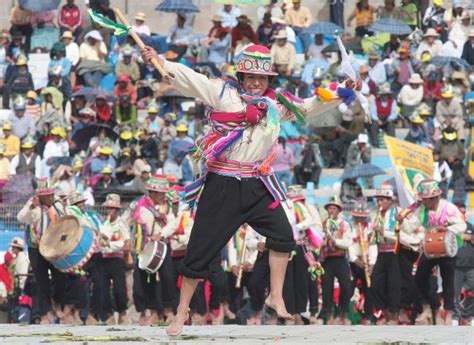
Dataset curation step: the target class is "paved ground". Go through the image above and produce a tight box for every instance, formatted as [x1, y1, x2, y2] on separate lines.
[0, 324, 472, 344]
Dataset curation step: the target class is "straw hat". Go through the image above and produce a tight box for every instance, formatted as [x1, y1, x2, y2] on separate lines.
[103, 193, 122, 208]
[212, 15, 223, 22]
[62, 31, 74, 39]
[2, 121, 12, 131]
[10, 237, 25, 249]
[368, 51, 379, 60]
[424, 28, 440, 37]
[408, 73, 423, 84]
[134, 12, 146, 21]
[16, 56, 28, 66]
[36, 178, 55, 196]
[417, 179, 442, 199]
[324, 196, 342, 211]
[68, 191, 87, 205]
[26, 90, 37, 99]
[417, 103, 432, 116]
[274, 30, 288, 39]
[374, 182, 394, 199]
[145, 175, 171, 193]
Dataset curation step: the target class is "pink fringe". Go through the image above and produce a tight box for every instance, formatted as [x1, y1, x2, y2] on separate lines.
[269, 200, 280, 209]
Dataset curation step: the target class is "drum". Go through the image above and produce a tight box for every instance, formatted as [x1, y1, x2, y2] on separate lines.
[39, 216, 97, 273]
[138, 241, 167, 274]
[423, 230, 458, 259]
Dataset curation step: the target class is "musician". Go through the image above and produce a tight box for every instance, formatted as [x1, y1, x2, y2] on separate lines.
[410, 179, 466, 325]
[66, 191, 105, 325]
[317, 196, 352, 325]
[17, 178, 66, 324]
[100, 193, 131, 325]
[348, 200, 377, 325]
[284, 185, 322, 325]
[131, 175, 179, 325]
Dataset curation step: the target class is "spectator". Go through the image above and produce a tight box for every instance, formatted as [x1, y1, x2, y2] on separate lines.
[397, 73, 424, 122]
[218, 4, 241, 29]
[367, 51, 387, 85]
[62, 31, 80, 67]
[359, 65, 377, 95]
[347, 0, 376, 38]
[416, 28, 443, 60]
[129, 165, 151, 194]
[3, 56, 34, 109]
[208, 30, 231, 66]
[400, 0, 417, 29]
[381, 34, 400, 59]
[422, 0, 446, 28]
[158, 113, 177, 146]
[271, 137, 295, 187]
[231, 15, 258, 51]
[271, 31, 296, 76]
[42, 127, 69, 178]
[418, 102, 435, 140]
[423, 71, 443, 106]
[405, 113, 430, 146]
[0, 122, 20, 159]
[9, 4, 33, 52]
[0, 145, 9, 185]
[340, 178, 364, 208]
[345, 133, 371, 168]
[433, 151, 452, 197]
[94, 165, 118, 193]
[293, 135, 321, 187]
[78, 30, 108, 88]
[284, 0, 312, 34]
[168, 14, 192, 47]
[461, 29, 474, 66]
[115, 96, 137, 126]
[137, 128, 159, 170]
[257, 0, 283, 24]
[168, 121, 194, 160]
[286, 70, 309, 98]
[144, 106, 162, 135]
[72, 107, 96, 136]
[391, 46, 416, 91]
[25, 90, 41, 123]
[115, 45, 140, 83]
[10, 97, 35, 140]
[443, 0, 465, 27]
[131, 12, 151, 37]
[377, 0, 407, 20]
[369, 83, 397, 147]
[91, 145, 116, 176]
[6, 32, 28, 62]
[58, 0, 83, 37]
[435, 85, 465, 140]
[114, 75, 137, 105]
[92, 93, 113, 125]
[9, 136, 41, 177]
[257, 13, 277, 47]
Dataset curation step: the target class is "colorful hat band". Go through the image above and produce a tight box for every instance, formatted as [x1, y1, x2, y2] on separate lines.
[237, 55, 274, 74]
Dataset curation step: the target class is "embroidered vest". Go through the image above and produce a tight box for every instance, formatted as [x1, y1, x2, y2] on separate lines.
[17, 153, 37, 175]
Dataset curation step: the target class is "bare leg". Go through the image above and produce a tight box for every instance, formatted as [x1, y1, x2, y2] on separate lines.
[166, 277, 198, 336]
[264, 250, 292, 319]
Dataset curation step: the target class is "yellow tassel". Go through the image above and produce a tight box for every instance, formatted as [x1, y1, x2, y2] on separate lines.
[315, 88, 335, 103]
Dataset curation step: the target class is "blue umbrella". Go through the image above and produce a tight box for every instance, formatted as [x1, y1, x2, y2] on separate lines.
[341, 163, 386, 180]
[304, 22, 344, 35]
[18, 0, 61, 12]
[430, 56, 472, 72]
[155, 0, 200, 13]
[370, 18, 412, 35]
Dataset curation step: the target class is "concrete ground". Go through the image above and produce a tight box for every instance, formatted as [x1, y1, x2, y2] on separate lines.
[0, 324, 472, 344]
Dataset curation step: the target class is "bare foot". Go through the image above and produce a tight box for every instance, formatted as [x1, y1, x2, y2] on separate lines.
[294, 314, 304, 325]
[139, 315, 150, 326]
[85, 315, 98, 325]
[105, 315, 116, 325]
[118, 314, 132, 326]
[309, 316, 320, 325]
[166, 311, 189, 337]
[264, 297, 293, 320]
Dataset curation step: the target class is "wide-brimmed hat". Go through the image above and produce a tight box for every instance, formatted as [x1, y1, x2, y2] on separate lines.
[103, 193, 122, 208]
[324, 196, 342, 211]
[417, 103, 432, 116]
[433, 0, 444, 6]
[358, 133, 369, 144]
[287, 185, 305, 201]
[374, 182, 394, 199]
[378, 82, 392, 95]
[120, 126, 133, 140]
[351, 200, 371, 217]
[417, 178, 442, 199]
[212, 15, 223, 22]
[101, 165, 114, 174]
[51, 127, 66, 138]
[68, 191, 87, 205]
[443, 128, 458, 141]
[79, 107, 96, 117]
[237, 14, 251, 23]
[2, 121, 12, 131]
[441, 85, 454, 98]
[274, 30, 288, 39]
[62, 31, 74, 39]
[410, 112, 424, 124]
[145, 175, 171, 193]
[10, 237, 25, 249]
[147, 106, 159, 114]
[236, 44, 278, 76]
[134, 12, 146, 21]
[85, 30, 103, 41]
[408, 73, 423, 84]
[26, 90, 37, 99]
[424, 28, 440, 37]
[368, 51, 379, 60]
[36, 178, 55, 196]
[98, 146, 113, 155]
[21, 136, 36, 149]
[166, 188, 180, 204]
[176, 120, 188, 132]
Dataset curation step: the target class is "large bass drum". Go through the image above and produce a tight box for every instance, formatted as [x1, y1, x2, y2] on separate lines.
[40, 216, 96, 273]
[423, 230, 458, 259]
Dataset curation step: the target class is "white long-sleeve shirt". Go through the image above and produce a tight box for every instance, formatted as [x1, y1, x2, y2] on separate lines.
[397, 85, 423, 106]
[9, 153, 42, 178]
[65, 41, 80, 66]
[368, 61, 387, 85]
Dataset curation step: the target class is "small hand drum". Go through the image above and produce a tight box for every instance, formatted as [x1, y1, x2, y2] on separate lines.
[423, 230, 458, 259]
[138, 240, 167, 274]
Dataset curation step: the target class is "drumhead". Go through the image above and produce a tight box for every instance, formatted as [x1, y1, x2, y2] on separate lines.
[138, 241, 157, 270]
[40, 216, 83, 261]
[444, 231, 459, 257]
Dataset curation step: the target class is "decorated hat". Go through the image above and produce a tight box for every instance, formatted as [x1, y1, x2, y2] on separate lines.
[324, 196, 342, 211]
[21, 136, 36, 149]
[145, 175, 171, 193]
[166, 188, 181, 204]
[351, 200, 371, 217]
[417, 178, 442, 199]
[101, 165, 114, 174]
[417, 103, 432, 116]
[236, 45, 278, 76]
[10, 237, 25, 249]
[287, 185, 305, 201]
[176, 120, 188, 132]
[374, 182, 394, 199]
[67, 191, 87, 205]
[103, 193, 122, 208]
[36, 178, 55, 196]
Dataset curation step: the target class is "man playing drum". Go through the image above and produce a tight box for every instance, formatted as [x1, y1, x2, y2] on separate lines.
[409, 179, 466, 325]
[17, 178, 66, 324]
[142, 43, 358, 336]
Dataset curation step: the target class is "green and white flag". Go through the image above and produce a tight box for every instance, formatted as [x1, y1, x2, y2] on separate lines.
[88, 9, 130, 36]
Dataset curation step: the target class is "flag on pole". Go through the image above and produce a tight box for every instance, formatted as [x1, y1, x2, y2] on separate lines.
[88, 9, 130, 36]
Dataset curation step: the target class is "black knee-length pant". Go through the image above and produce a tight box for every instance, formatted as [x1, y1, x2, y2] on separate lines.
[103, 257, 128, 315]
[82, 253, 105, 320]
[371, 252, 401, 313]
[350, 262, 374, 319]
[415, 255, 455, 310]
[179, 173, 295, 279]
[248, 251, 270, 312]
[398, 248, 419, 311]
[319, 256, 352, 319]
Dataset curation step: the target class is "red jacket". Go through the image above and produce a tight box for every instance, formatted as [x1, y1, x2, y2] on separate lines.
[58, 5, 82, 29]
[423, 81, 443, 101]
[113, 82, 138, 105]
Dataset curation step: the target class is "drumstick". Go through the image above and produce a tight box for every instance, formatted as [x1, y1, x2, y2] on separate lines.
[113, 8, 170, 81]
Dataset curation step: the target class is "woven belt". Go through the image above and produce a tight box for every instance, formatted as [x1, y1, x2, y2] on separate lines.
[208, 159, 265, 178]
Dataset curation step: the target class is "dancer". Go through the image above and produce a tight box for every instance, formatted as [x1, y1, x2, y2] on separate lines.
[141, 43, 356, 336]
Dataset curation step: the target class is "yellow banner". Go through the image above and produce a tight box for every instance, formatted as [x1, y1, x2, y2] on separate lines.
[384, 135, 433, 177]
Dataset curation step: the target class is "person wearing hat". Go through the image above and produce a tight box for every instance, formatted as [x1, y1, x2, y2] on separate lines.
[378, 0, 406, 21]
[257, 0, 283, 24]
[0, 121, 20, 159]
[435, 84, 465, 141]
[115, 95, 138, 126]
[100, 193, 131, 325]
[416, 28, 443, 60]
[131, 175, 179, 325]
[271, 30, 296, 76]
[79, 30, 107, 88]
[167, 120, 193, 159]
[409, 179, 466, 325]
[142, 37, 358, 335]
[369, 82, 397, 148]
[94, 164, 118, 195]
[423, 70, 443, 105]
[114, 74, 137, 105]
[405, 112, 430, 145]
[230, 14, 258, 51]
[2, 54, 34, 109]
[42, 126, 69, 178]
[9, 3, 33, 53]
[398, 73, 424, 122]
[58, 0, 83, 37]
[422, 0, 446, 28]
[137, 128, 160, 171]
[206, 15, 225, 44]
[72, 106, 96, 137]
[345, 133, 372, 169]
[132, 12, 151, 36]
[218, 2, 242, 29]
[0, 144, 10, 184]
[115, 46, 140, 83]
[347, 0, 376, 38]
[158, 113, 177, 145]
[461, 29, 474, 66]
[92, 92, 113, 125]
[317, 196, 352, 325]
[284, 0, 312, 32]
[358, 64, 377, 96]
[24, 90, 41, 122]
[348, 199, 377, 325]
[91, 145, 116, 176]
[143, 106, 162, 135]
[17, 178, 67, 324]
[9, 136, 41, 177]
[367, 51, 387, 85]
[8, 237, 30, 292]
[10, 96, 35, 140]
